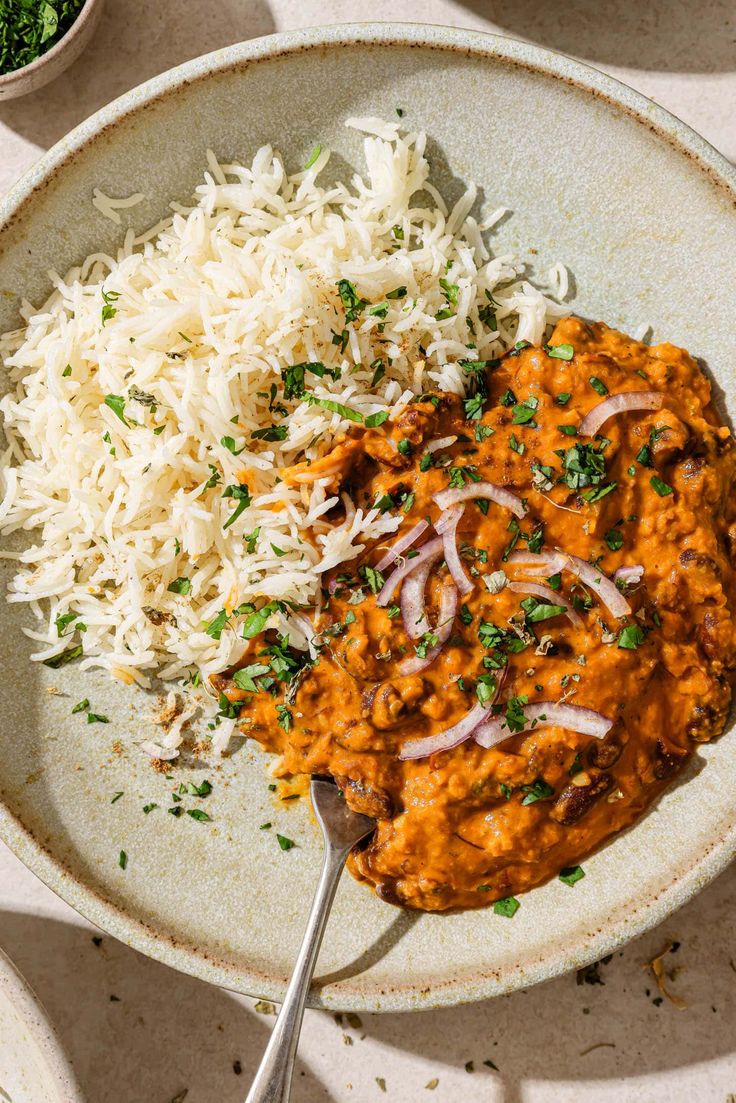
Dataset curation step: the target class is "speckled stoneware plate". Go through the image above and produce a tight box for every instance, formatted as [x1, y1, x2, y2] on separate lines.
[0, 946, 83, 1102]
[0, 24, 735, 1013]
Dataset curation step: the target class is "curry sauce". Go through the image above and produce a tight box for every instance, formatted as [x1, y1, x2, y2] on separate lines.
[214, 318, 736, 912]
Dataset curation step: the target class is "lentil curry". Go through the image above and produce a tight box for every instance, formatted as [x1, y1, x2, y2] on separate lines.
[213, 317, 736, 912]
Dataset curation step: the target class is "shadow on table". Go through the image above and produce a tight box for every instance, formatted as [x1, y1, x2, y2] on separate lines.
[455, 0, 736, 72]
[0, 910, 331, 1103]
[357, 860, 736, 1103]
[0, 0, 276, 152]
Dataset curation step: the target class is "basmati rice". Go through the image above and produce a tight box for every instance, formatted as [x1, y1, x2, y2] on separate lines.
[0, 118, 567, 741]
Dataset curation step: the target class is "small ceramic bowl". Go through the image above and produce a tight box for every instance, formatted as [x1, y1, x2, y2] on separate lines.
[0, 945, 84, 1102]
[0, 0, 104, 101]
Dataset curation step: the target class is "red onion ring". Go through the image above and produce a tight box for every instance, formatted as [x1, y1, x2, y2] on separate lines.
[434, 481, 526, 519]
[399, 665, 506, 760]
[433, 504, 464, 536]
[139, 740, 179, 761]
[375, 519, 430, 572]
[400, 547, 444, 639]
[564, 553, 631, 618]
[508, 549, 631, 618]
[377, 535, 445, 607]
[507, 550, 567, 576]
[506, 581, 583, 628]
[475, 701, 613, 749]
[439, 506, 474, 596]
[399, 580, 459, 675]
[399, 700, 491, 761]
[578, 391, 663, 438]
[427, 435, 458, 454]
[614, 565, 644, 587]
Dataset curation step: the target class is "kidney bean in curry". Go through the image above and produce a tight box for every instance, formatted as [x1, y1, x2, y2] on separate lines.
[213, 318, 736, 912]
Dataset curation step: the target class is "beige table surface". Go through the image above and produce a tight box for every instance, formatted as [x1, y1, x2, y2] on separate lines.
[1, 2, 735, 1101]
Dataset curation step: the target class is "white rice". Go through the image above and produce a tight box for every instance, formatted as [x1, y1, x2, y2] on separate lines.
[0, 118, 567, 731]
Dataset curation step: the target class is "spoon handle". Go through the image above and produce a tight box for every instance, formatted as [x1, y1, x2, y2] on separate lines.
[245, 840, 349, 1103]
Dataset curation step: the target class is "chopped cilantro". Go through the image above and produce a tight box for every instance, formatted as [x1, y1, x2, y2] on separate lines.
[559, 865, 585, 886]
[167, 577, 191, 595]
[511, 396, 539, 425]
[650, 475, 673, 497]
[242, 600, 284, 639]
[589, 376, 609, 396]
[104, 394, 128, 426]
[365, 410, 389, 428]
[545, 343, 574, 361]
[277, 834, 295, 851]
[493, 896, 520, 917]
[43, 645, 83, 669]
[306, 395, 363, 423]
[520, 596, 567, 623]
[604, 528, 624, 552]
[618, 625, 645, 649]
[276, 704, 293, 732]
[520, 778, 554, 805]
[222, 483, 251, 530]
[252, 425, 288, 442]
[359, 565, 385, 595]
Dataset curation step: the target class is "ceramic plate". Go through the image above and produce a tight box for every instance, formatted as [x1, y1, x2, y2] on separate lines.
[0, 24, 734, 1012]
[0, 945, 83, 1102]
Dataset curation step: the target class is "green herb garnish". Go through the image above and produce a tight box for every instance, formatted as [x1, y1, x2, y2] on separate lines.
[167, 577, 191, 595]
[650, 475, 673, 497]
[493, 896, 520, 917]
[618, 625, 645, 650]
[559, 865, 585, 886]
[0, 1, 86, 76]
[545, 343, 574, 361]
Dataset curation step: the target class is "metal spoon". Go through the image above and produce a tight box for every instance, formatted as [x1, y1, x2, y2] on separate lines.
[245, 777, 376, 1103]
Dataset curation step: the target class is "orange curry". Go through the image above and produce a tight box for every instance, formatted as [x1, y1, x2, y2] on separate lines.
[214, 317, 736, 912]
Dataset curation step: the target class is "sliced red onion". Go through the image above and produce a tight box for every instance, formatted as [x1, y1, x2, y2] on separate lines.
[433, 504, 464, 536]
[400, 581, 458, 675]
[327, 575, 339, 595]
[440, 506, 474, 596]
[614, 565, 644, 587]
[427, 435, 458, 454]
[139, 740, 179, 761]
[377, 535, 445, 607]
[434, 481, 526, 519]
[399, 700, 492, 761]
[509, 549, 631, 618]
[578, 391, 663, 438]
[290, 612, 319, 659]
[506, 581, 583, 628]
[375, 519, 429, 572]
[399, 666, 505, 760]
[475, 701, 613, 749]
[565, 553, 631, 618]
[508, 550, 567, 576]
[400, 547, 444, 639]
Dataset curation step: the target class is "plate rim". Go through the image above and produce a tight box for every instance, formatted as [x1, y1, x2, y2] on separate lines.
[0, 944, 85, 1102]
[1, 21, 735, 1013]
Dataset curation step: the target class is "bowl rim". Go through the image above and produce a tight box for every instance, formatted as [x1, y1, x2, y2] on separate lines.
[0, 0, 102, 88]
[0, 945, 85, 1101]
[0, 21, 735, 1012]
